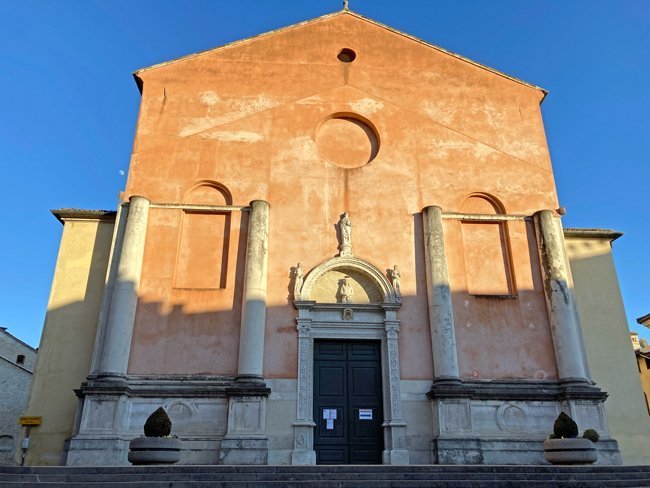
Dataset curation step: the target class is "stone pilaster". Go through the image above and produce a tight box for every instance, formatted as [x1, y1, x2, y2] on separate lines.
[422, 205, 460, 384]
[221, 200, 271, 465]
[382, 311, 409, 465]
[291, 309, 316, 465]
[534, 210, 590, 384]
[96, 195, 150, 377]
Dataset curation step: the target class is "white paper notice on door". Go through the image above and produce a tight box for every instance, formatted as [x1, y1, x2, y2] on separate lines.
[323, 408, 337, 428]
[359, 409, 373, 420]
[322, 409, 337, 420]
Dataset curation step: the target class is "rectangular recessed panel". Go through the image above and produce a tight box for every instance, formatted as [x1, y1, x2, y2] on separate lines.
[350, 448, 382, 464]
[318, 407, 344, 438]
[462, 221, 512, 295]
[349, 342, 378, 357]
[317, 447, 348, 464]
[175, 212, 228, 289]
[351, 366, 378, 397]
[352, 408, 381, 439]
[319, 366, 344, 396]
[317, 342, 345, 359]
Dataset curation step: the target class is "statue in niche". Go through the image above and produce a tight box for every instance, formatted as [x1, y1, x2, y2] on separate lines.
[338, 212, 352, 257]
[293, 262, 304, 299]
[389, 265, 402, 300]
[339, 276, 354, 303]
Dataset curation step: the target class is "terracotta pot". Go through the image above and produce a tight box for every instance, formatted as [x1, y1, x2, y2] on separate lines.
[128, 436, 182, 465]
[543, 437, 597, 465]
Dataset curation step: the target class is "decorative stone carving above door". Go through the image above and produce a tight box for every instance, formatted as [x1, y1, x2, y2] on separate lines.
[299, 256, 398, 305]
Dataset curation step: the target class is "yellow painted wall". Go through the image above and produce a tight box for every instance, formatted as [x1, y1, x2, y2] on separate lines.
[567, 232, 650, 465]
[634, 352, 650, 414]
[18, 216, 114, 466]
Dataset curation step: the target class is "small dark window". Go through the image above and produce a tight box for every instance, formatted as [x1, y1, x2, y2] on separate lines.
[16, 355, 25, 365]
[337, 48, 356, 63]
[645, 358, 650, 371]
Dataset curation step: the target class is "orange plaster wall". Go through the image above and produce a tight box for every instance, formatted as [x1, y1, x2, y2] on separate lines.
[124, 12, 559, 380]
[128, 207, 246, 375]
[447, 219, 558, 379]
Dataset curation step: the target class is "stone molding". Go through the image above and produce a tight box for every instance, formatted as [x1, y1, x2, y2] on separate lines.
[427, 379, 608, 402]
[291, 255, 407, 465]
[298, 256, 399, 303]
[78, 375, 234, 398]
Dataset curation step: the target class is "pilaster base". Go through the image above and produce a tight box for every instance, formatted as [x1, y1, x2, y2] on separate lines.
[433, 437, 483, 464]
[66, 436, 130, 466]
[291, 449, 316, 465]
[219, 438, 268, 465]
[291, 421, 316, 465]
[382, 449, 410, 465]
[428, 379, 621, 465]
[220, 383, 271, 465]
[382, 421, 409, 464]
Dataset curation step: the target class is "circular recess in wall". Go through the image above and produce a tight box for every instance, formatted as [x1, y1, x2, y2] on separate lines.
[337, 48, 356, 62]
[315, 113, 380, 169]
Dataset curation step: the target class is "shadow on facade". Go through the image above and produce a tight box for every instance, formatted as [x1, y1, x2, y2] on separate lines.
[19, 212, 630, 465]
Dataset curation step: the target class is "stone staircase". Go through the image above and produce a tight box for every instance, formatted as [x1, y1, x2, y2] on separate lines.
[2, 465, 650, 487]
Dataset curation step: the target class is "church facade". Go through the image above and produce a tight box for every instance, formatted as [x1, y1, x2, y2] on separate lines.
[19, 9, 650, 466]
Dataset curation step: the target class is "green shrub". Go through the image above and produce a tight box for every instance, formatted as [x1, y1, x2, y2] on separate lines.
[144, 407, 172, 437]
[583, 429, 600, 443]
[552, 412, 578, 439]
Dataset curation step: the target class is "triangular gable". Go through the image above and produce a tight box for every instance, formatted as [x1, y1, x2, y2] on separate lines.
[132, 9, 547, 100]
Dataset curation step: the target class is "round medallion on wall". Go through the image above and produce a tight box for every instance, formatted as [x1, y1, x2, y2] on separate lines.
[315, 113, 380, 169]
[496, 403, 529, 433]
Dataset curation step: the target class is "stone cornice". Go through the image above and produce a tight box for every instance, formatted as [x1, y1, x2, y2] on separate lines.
[427, 379, 608, 402]
[563, 227, 623, 242]
[78, 374, 235, 398]
[51, 209, 117, 225]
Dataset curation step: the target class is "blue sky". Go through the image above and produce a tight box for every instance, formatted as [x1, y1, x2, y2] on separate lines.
[1, 0, 648, 348]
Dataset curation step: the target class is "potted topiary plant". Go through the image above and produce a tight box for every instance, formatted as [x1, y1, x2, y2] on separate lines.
[543, 412, 597, 465]
[583, 428, 600, 443]
[128, 407, 182, 465]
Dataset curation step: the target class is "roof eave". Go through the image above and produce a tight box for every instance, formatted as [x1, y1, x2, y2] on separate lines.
[637, 314, 650, 326]
[563, 227, 623, 242]
[51, 209, 117, 225]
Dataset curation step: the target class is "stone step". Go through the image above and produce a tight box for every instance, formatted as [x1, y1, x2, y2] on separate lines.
[1, 466, 648, 488]
[2, 471, 650, 482]
[3, 480, 650, 488]
[5, 465, 650, 474]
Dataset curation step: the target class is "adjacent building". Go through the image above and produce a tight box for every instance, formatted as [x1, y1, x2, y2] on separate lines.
[0, 328, 36, 465]
[18, 8, 650, 466]
[630, 326, 650, 420]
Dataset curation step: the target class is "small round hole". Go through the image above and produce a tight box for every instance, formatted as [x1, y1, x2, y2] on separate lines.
[337, 48, 356, 63]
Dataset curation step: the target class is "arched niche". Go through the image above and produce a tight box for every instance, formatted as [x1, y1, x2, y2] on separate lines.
[298, 256, 397, 304]
[458, 192, 515, 296]
[184, 180, 233, 206]
[460, 192, 505, 215]
[174, 181, 233, 289]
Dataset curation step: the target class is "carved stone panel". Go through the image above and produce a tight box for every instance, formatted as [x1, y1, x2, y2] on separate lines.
[310, 269, 382, 304]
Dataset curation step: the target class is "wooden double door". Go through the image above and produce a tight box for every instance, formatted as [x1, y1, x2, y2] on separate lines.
[313, 340, 384, 464]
